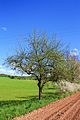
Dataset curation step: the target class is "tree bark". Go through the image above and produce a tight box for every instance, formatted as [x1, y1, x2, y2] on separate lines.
[38, 80, 42, 100]
[39, 86, 42, 100]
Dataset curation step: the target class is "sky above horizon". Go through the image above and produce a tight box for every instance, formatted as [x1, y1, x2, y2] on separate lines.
[0, 0, 80, 75]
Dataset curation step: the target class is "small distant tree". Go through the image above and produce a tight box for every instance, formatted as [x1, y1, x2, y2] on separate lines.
[6, 32, 65, 100]
[65, 53, 80, 83]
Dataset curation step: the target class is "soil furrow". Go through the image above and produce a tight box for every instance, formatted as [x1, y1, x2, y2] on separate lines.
[45, 94, 80, 120]
[13, 92, 80, 120]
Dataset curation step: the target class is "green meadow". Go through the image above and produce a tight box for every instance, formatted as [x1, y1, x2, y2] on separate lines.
[0, 77, 38, 100]
[0, 77, 71, 120]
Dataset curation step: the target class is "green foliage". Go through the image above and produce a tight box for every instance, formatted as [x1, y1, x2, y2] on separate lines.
[64, 54, 80, 83]
[6, 31, 65, 99]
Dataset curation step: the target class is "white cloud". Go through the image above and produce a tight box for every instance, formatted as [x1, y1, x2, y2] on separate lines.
[0, 65, 14, 75]
[0, 65, 27, 76]
[1, 27, 7, 31]
[70, 48, 79, 56]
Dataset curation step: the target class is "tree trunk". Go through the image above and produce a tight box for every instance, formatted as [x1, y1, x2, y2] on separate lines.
[38, 80, 42, 100]
[39, 86, 42, 100]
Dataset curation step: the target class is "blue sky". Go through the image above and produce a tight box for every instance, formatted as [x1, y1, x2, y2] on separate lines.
[0, 0, 80, 75]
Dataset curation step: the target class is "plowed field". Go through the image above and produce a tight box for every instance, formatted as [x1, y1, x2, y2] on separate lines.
[13, 92, 80, 120]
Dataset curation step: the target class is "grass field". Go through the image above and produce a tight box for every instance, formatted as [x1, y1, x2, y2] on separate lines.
[0, 77, 71, 120]
[0, 77, 38, 100]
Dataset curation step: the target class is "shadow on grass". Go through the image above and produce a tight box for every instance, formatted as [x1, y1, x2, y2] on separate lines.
[0, 96, 38, 107]
[47, 88, 55, 90]
[0, 91, 60, 107]
[16, 95, 38, 100]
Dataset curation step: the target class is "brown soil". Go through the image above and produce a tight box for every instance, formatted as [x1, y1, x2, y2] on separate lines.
[13, 92, 80, 120]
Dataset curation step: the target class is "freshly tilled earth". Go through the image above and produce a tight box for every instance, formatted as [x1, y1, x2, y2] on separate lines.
[13, 92, 80, 120]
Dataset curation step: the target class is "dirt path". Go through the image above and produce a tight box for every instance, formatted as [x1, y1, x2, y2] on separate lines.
[13, 92, 80, 120]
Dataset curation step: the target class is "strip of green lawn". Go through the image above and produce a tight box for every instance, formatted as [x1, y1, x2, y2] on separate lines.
[0, 77, 71, 120]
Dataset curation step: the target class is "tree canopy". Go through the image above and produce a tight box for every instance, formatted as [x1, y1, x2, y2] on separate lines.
[6, 32, 80, 99]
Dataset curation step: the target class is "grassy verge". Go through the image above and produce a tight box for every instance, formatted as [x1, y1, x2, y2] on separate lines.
[0, 91, 71, 120]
